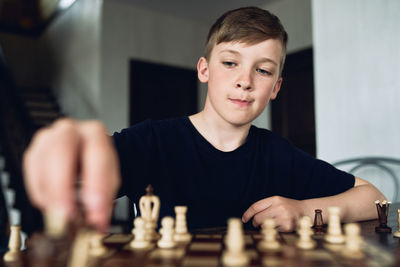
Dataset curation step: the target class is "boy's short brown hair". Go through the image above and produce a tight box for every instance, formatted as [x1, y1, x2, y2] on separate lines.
[205, 6, 288, 75]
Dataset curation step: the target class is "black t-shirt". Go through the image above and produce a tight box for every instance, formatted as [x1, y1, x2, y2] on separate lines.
[113, 117, 354, 229]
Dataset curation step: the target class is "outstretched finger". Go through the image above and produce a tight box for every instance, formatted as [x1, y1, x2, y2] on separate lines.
[78, 121, 121, 232]
[23, 119, 80, 221]
[242, 197, 273, 223]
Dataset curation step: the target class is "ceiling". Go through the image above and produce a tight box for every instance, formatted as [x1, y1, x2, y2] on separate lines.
[0, 0, 276, 36]
[0, 0, 78, 36]
[114, 0, 276, 26]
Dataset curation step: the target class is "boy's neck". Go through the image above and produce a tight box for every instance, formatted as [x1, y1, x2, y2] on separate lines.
[189, 111, 251, 152]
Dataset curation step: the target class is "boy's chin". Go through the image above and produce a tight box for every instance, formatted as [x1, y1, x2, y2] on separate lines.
[226, 117, 254, 127]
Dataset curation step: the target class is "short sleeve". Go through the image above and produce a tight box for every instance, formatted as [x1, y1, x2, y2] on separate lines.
[290, 147, 355, 199]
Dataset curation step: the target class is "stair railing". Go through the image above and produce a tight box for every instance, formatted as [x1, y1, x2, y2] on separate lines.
[0, 46, 42, 235]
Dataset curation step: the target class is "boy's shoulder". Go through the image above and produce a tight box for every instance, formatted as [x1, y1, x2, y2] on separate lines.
[250, 124, 292, 148]
[117, 116, 190, 137]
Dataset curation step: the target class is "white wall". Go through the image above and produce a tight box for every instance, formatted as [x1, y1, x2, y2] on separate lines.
[253, 0, 312, 129]
[262, 0, 312, 54]
[100, 1, 209, 132]
[313, 0, 400, 162]
[100, 0, 313, 131]
[40, 0, 103, 120]
[0, 0, 312, 132]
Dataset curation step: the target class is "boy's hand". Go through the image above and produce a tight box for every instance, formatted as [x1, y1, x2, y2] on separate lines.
[23, 118, 121, 232]
[242, 196, 305, 232]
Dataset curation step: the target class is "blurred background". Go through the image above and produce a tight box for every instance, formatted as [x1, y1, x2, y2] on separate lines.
[0, 0, 399, 243]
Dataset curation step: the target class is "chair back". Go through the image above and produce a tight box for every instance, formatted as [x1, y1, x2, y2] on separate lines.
[333, 157, 400, 202]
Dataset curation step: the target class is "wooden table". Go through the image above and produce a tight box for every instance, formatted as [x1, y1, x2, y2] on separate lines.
[1, 203, 400, 267]
[359, 202, 400, 251]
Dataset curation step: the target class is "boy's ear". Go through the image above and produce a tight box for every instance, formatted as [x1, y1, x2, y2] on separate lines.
[270, 78, 283, 100]
[197, 57, 209, 83]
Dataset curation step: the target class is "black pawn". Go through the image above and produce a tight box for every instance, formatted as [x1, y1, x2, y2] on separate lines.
[313, 209, 325, 234]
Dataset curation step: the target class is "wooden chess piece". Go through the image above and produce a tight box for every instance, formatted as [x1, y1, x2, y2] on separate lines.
[258, 218, 281, 251]
[222, 218, 249, 266]
[157, 217, 176, 249]
[313, 209, 325, 234]
[89, 232, 107, 257]
[297, 216, 316, 250]
[375, 200, 392, 233]
[3, 225, 22, 262]
[44, 209, 67, 238]
[174, 206, 191, 243]
[393, 209, 400, 237]
[324, 206, 345, 244]
[68, 230, 92, 267]
[139, 185, 160, 241]
[130, 217, 152, 249]
[342, 223, 364, 259]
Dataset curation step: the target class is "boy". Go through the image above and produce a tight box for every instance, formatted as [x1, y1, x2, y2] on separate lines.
[23, 7, 384, 232]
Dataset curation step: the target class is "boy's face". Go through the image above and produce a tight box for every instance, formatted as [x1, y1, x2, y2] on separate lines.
[198, 39, 283, 127]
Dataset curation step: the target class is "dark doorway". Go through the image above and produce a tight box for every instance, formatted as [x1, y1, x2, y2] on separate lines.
[271, 48, 316, 157]
[129, 60, 198, 126]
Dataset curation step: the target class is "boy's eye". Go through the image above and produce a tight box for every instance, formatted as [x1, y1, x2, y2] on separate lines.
[256, 68, 272, 76]
[223, 61, 236, 67]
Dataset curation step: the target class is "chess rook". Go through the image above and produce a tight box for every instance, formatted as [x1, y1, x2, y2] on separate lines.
[174, 206, 191, 243]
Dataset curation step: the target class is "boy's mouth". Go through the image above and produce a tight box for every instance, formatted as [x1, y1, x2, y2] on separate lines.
[229, 98, 253, 107]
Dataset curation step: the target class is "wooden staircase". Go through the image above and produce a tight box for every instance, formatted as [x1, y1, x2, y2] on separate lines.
[0, 87, 62, 236]
[19, 88, 63, 130]
[0, 47, 63, 236]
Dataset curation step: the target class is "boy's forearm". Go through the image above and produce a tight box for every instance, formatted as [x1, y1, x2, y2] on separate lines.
[301, 184, 386, 223]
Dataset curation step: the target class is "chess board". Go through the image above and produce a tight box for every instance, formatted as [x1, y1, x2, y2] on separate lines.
[5, 227, 397, 267]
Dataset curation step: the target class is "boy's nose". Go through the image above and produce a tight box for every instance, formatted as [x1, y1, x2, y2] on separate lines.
[236, 81, 252, 90]
[235, 70, 252, 90]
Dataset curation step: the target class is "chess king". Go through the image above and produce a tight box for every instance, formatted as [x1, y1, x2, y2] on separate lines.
[139, 185, 160, 240]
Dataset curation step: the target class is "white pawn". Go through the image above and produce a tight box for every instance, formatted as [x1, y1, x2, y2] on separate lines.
[342, 223, 364, 259]
[89, 232, 107, 257]
[130, 217, 152, 249]
[258, 218, 281, 251]
[3, 225, 22, 262]
[157, 217, 176, 249]
[174, 206, 191, 243]
[325, 206, 345, 244]
[296, 216, 316, 250]
[221, 218, 249, 266]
